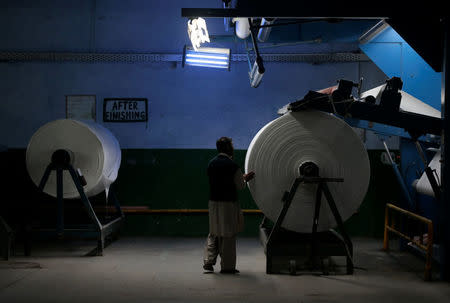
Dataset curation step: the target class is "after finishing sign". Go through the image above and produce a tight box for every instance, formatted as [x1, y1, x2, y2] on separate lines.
[103, 98, 148, 122]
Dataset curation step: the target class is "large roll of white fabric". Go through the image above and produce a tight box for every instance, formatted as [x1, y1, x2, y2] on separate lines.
[245, 110, 370, 233]
[26, 119, 121, 199]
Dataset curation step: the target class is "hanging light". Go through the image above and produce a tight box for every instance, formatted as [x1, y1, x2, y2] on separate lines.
[183, 46, 230, 70]
[249, 56, 265, 87]
[187, 17, 210, 51]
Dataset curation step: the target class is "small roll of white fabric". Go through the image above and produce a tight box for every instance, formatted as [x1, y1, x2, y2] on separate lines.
[26, 119, 121, 199]
[245, 110, 370, 233]
[414, 149, 441, 197]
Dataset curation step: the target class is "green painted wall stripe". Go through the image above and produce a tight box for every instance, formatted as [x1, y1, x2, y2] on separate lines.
[115, 149, 400, 237]
[1, 148, 400, 237]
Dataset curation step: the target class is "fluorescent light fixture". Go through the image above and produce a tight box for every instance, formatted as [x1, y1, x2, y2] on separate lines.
[359, 20, 389, 44]
[249, 57, 265, 88]
[187, 17, 210, 51]
[183, 46, 230, 70]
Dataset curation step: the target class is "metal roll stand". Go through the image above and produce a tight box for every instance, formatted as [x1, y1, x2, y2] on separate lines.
[260, 161, 354, 275]
[32, 149, 124, 256]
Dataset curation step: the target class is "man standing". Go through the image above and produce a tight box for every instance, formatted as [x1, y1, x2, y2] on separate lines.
[203, 137, 255, 274]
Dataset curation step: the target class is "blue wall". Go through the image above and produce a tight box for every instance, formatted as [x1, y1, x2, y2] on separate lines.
[360, 26, 442, 111]
[0, 0, 403, 239]
[0, 61, 371, 149]
[0, 0, 389, 150]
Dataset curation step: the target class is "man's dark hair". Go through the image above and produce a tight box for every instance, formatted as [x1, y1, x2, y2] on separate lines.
[216, 137, 233, 156]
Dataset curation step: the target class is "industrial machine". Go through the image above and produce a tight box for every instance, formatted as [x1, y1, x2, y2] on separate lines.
[245, 109, 370, 274]
[25, 119, 124, 256]
[181, 0, 449, 279]
[284, 77, 441, 202]
[244, 77, 442, 274]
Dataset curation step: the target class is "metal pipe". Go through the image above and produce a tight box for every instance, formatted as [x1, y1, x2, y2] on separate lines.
[244, 38, 321, 51]
[257, 18, 276, 42]
[248, 18, 262, 58]
[382, 140, 414, 208]
[248, 18, 265, 88]
[243, 38, 253, 71]
[222, 0, 231, 31]
[181, 8, 388, 19]
[415, 141, 428, 166]
[358, 20, 389, 44]
[256, 19, 307, 28]
[383, 203, 434, 280]
[385, 203, 433, 224]
[385, 226, 428, 250]
[249, 57, 265, 88]
[94, 206, 263, 214]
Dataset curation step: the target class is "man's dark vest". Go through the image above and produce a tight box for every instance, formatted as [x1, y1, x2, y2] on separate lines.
[207, 154, 239, 202]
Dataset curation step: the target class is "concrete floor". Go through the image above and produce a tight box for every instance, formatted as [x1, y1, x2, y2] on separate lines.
[0, 237, 449, 303]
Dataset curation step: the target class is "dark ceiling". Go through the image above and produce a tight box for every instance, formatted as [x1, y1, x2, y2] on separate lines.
[183, 0, 446, 72]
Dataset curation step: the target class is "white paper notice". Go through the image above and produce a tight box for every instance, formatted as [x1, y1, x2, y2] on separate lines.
[66, 95, 96, 121]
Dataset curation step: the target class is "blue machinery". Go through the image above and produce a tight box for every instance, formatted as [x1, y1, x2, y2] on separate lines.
[182, 2, 450, 279]
[286, 76, 441, 201]
[283, 76, 442, 265]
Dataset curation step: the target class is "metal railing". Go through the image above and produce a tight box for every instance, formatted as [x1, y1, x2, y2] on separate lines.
[383, 203, 434, 281]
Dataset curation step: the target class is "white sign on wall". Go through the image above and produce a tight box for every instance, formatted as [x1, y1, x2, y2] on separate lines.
[66, 95, 96, 121]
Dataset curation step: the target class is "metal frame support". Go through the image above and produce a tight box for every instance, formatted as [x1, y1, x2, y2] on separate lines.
[321, 183, 354, 259]
[36, 160, 123, 256]
[266, 178, 302, 246]
[56, 168, 64, 237]
[265, 173, 353, 274]
[247, 18, 265, 88]
[222, 0, 232, 31]
[287, 78, 442, 136]
[180, 7, 388, 19]
[381, 139, 414, 208]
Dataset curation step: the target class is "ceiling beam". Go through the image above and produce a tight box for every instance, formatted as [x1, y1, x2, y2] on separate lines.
[181, 8, 387, 19]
